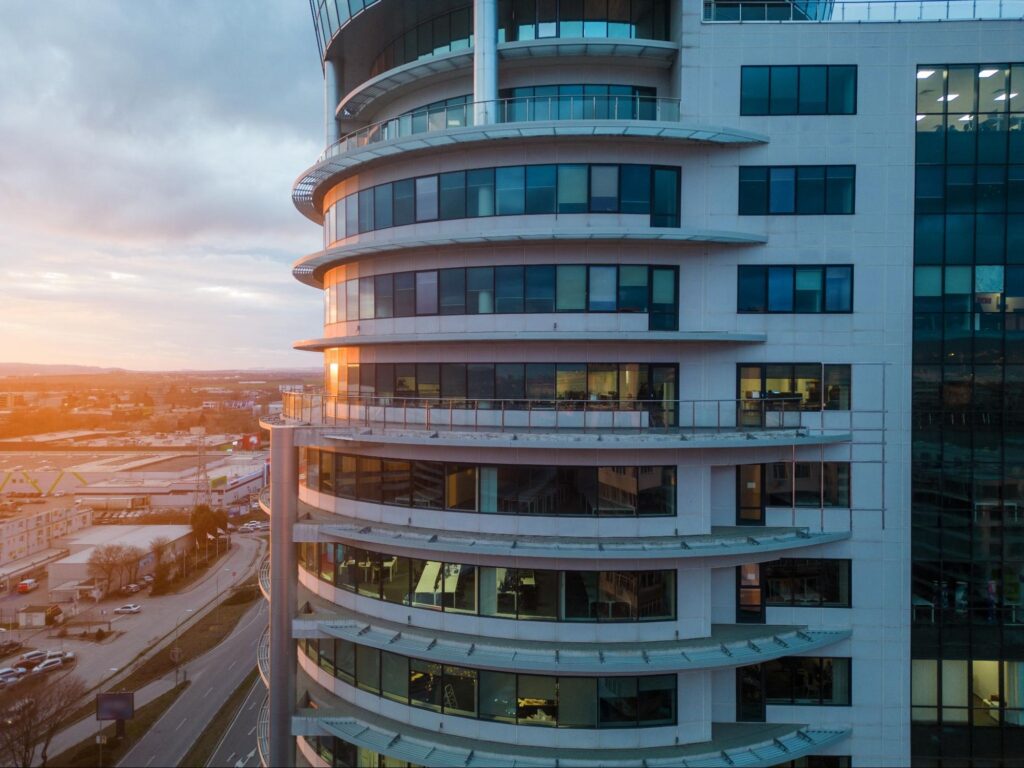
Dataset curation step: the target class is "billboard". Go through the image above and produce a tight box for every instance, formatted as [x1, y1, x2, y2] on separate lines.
[96, 691, 134, 721]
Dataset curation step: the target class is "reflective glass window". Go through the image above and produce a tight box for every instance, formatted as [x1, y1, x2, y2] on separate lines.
[415, 175, 439, 221]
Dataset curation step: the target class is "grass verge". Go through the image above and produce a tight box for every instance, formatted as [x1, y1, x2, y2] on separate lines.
[178, 666, 259, 768]
[58, 580, 259, 730]
[47, 681, 190, 768]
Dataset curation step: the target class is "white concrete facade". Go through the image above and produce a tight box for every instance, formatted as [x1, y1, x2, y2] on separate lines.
[263, 2, 1024, 767]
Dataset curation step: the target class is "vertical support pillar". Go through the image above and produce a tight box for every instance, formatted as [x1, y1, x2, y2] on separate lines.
[324, 57, 343, 146]
[473, 0, 498, 124]
[268, 426, 298, 768]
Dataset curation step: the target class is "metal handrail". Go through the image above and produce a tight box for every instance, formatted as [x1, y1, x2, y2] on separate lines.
[256, 695, 270, 768]
[703, 0, 1023, 21]
[258, 554, 271, 600]
[280, 389, 823, 435]
[320, 95, 682, 162]
[257, 625, 270, 684]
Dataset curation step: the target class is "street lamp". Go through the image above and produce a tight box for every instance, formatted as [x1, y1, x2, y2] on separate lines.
[172, 609, 193, 685]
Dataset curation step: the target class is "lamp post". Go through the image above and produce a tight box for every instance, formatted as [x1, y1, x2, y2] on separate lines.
[215, 567, 231, 628]
[172, 609, 193, 685]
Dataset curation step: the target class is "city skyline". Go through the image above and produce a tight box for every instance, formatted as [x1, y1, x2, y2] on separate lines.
[0, 1, 322, 370]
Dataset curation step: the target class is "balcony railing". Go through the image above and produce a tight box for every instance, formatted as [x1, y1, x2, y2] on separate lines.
[259, 554, 270, 601]
[320, 95, 682, 163]
[281, 388, 813, 436]
[256, 695, 270, 768]
[703, 0, 1024, 21]
[257, 624, 270, 686]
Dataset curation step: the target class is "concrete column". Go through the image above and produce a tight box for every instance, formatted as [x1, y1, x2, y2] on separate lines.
[472, 0, 498, 124]
[268, 426, 298, 768]
[324, 58, 343, 146]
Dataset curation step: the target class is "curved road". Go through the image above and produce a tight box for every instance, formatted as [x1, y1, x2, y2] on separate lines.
[117, 599, 267, 767]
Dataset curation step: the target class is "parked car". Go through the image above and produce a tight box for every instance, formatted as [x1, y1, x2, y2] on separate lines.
[0, 639, 22, 657]
[16, 579, 38, 594]
[13, 659, 41, 672]
[30, 658, 62, 675]
[114, 604, 141, 614]
[141, 574, 154, 584]
[0, 667, 26, 680]
[17, 650, 45, 664]
[121, 583, 141, 594]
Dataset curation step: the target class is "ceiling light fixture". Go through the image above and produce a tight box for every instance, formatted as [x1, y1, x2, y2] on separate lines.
[917, 70, 935, 79]
[979, 68, 1000, 78]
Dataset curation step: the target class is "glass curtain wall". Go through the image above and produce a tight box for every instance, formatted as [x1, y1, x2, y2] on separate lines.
[912, 63, 1024, 765]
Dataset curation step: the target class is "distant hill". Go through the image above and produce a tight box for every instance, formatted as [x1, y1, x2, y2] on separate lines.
[0, 363, 125, 376]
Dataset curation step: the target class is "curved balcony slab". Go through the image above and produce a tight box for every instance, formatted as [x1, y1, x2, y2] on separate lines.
[307, 514, 850, 561]
[313, 424, 851, 452]
[294, 120, 767, 222]
[298, 702, 849, 768]
[259, 554, 270, 601]
[257, 624, 270, 687]
[259, 486, 270, 515]
[308, 610, 849, 674]
[293, 228, 767, 286]
[295, 330, 767, 350]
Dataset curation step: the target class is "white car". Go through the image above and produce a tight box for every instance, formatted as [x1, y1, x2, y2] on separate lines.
[30, 658, 63, 675]
[114, 604, 141, 614]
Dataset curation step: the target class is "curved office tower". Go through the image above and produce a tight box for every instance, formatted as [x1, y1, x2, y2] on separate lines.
[259, 2, 1023, 767]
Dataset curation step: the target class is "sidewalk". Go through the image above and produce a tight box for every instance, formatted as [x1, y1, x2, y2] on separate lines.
[45, 676, 178, 758]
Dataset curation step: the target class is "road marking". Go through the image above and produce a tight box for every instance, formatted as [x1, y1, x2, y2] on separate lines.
[204, 686, 213, 698]
[145, 757, 155, 767]
[226, 752, 236, 763]
[175, 716, 187, 731]
[247, 726, 256, 736]
[228, 659, 237, 670]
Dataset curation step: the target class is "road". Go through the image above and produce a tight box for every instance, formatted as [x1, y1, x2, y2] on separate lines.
[20, 534, 264, 693]
[117, 599, 267, 767]
[207, 677, 264, 768]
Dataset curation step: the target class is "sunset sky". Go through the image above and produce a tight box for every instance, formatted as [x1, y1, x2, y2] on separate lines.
[0, 1, 324, 370]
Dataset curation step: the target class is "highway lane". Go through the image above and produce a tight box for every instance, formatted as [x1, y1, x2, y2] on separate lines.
[116, 599, 267, 768]
[207, 677, 264, 768]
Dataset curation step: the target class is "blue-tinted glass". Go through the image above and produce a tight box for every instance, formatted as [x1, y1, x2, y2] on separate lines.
[358, 189, 374, 233]
[394, 272, 415, 316]
[651, 168, 679, 227]
[825, 266, 853, 312]
[496, 167, 526, 215]
[737, 266, 767, 312]
[557, 164, 589, 213]
[617, 265, 648, 312]
[375, 274, 394, 318]
[374, 183, 393, 229]
[827, 66, 857, 114]
[798, 67, 827, 114]
[415, 176, 439, 221]
[524, 265, 555, 312]
[439, 269, 466, 315]
[439, 171, 466, 220]
[796, 167, 825, 214]
[589, 266, 617, 311]
[741, 67, 770, 115]
[767, 267, 794, 311]
[739, 167, 768, 215]
[495, 266, 524, 313]
[345, 194, 358, 235]
[416, 271, 438, 315]
[525, 165, 557, 214]
[825, 166, 855, 214]
[621, 165, 651, 213]
[590, 165, 619, 212]
[467, 169, 495, 217]
[768, 168, 796, 213]
[769, 67, 798, 114]
[393, 179, 415, 226]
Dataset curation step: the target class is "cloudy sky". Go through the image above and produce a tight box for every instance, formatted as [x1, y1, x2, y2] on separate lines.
[0, 1, 325, 370]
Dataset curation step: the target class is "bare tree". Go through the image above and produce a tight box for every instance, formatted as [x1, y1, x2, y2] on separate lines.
[150, 535, 171, 587]
[123, 545, 146, 584]
[87, 543, 125, 595]
[0, 673, 86, 767]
